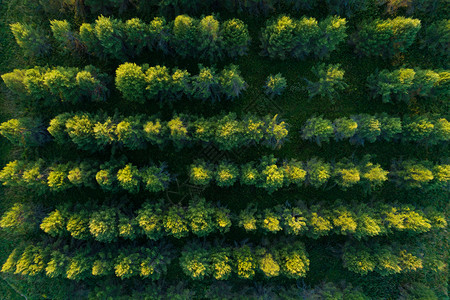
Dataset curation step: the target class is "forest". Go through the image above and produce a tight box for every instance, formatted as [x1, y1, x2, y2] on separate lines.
[0, 0, 448, 299]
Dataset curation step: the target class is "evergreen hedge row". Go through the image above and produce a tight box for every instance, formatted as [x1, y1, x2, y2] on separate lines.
[49, 15, 250, 61]
[115, 63, 247, 103]
[343, 243, 440, 276]
[1, 244, 171, 280]
[0, 113, 288, 150]
[301, 114, 449, 146]
[368, 68, 449, 103]
[1, 157, 447, 194]
[19, 199, 444, 242]
[1, 65, 109, 105]
[260, 15, 347, 60]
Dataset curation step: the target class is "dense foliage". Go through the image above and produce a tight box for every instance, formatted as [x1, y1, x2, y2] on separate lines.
[368, 68, 449, 103]
[180, 241, 309, 280]
[0, 112, 288, 150]
[47, 15, 250, 61]
[1, 244, 171, 280]
[301, 114, 449, 146]
[115, 63, 247, 103]
[1, 65, 109, 106]
[352, 17, 421, 57]
[261, 15, 347, 60]
[8, 200, 439, 242]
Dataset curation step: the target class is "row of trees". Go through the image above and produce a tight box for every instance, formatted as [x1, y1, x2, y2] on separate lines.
[342, 243, 442, 276]
[1, 157, 447, 194]
[12, 16, 447, 62]
[368, 68, 449, 103]
[0, 113, 288, 150]
[1, 244, 171, 280]
[6, 199, 438, 242]
[352, 17, 422, 57]
[115, 63, 247, 103]
[180, 241, 309, 280]
[0, 160, 170, 194]
[1, 65, 109, 105]
[301, 114, 449, 146]
[189, 156, 449, 192]
[12, 15, 250, 60]
[260, 16, 428, 60]
[260, 15, 347, 60]
[37, 198, 232, 242]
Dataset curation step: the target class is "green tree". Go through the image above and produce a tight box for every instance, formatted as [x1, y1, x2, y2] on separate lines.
[65, 114, 97, 151]
[221, 19, 250, 57]
[66, 253, 91, 280]
[334, 117, 358, 141]
[15, 246, 47, 276]
[305, 63, 348, 102]
[163, 206, 189, 238]
[219, 65, 247, 99]
[333, 160, 361, 190]
[197, 15, 222, 61]
[115, 63, 147, 103]
[259, 155, 285, 193]
[392, 160, 434, 189]
[261, 16, 299, 59]
[172, 15, 198, 58]
[264, 73, 287, 97]
[343, 246, 376, 275]
[10, 23, 51, 56]
[210, 248, 232, 280]
[115, 116, 145, 150]
[186, 198, 215, 237]
[276, 242, 309, 279]
[41, 209, 67, 237]
[351, 114, 381, 144]
[190, 161, 213, 186]
[142, 165, 171, 193]
[301, 116, 334, 145]
[136, 201, 164, 240]
[421, 19, 449, 61]
[353, 17, 421, 57]
[47, 163, 72, 192]
[0, 118, 48, 146]
[193, 65, 220, 101]
[256, 248, 280, 278]
[89, 208, 118, 242]
[116, 163, 141, 193]
[115, 252, 140, 279]
[145, 65, 172, 101]
[180, 246, 210, 280]
[66, 213, 90, 240]
[50, 19, 79, 53]
[305, 158, 331, 188]
[46, 251, 69, 278]
[0, 203, 35, 235]
[233, 246, 256, 279]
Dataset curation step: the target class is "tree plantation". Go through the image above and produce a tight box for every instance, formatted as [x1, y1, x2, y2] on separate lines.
[0, 0, 448, 299]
